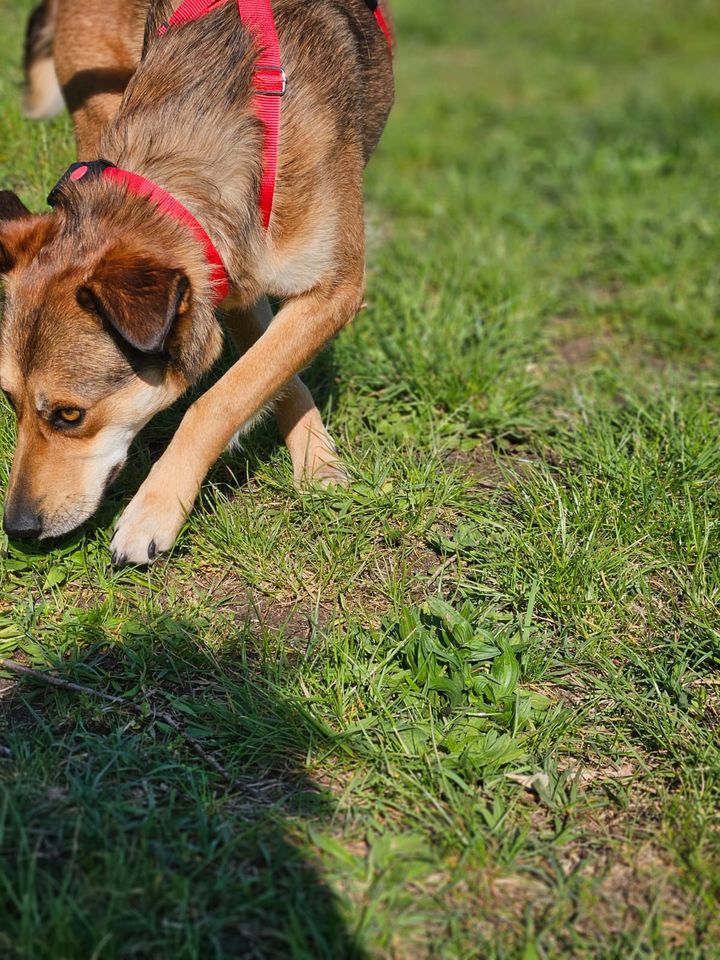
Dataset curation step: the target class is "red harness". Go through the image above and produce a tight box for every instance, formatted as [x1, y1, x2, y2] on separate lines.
[48, 0, 393, 307]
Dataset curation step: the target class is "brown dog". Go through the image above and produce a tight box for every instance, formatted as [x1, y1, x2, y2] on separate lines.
[1, 0, 394, 564]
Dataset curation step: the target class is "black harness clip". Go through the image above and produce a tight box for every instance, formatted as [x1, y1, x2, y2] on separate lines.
[47, 159, 117, 207]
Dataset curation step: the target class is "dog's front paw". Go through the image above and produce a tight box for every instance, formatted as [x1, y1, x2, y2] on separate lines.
[111, 488, 187, 566]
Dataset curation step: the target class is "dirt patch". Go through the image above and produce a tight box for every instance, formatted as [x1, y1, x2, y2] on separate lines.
[558, 332, 604, 367]
[445, 440, 545, 492]
[169, 563, 340, 656]
[444, 443, 504, 489]
[548, 314, 616, 371]
[168, 530, 457, 640]
[430, 822, 709, 956]
[561, 838, 701, 950]
[547, 315, 676, 389]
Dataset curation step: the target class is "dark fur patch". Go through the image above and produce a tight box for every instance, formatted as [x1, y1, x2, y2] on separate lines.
[62, 67, 136, 116]
[0, 191, 32, 223]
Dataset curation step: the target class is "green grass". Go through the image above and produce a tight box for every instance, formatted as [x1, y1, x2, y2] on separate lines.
[2, 0, 720, 955]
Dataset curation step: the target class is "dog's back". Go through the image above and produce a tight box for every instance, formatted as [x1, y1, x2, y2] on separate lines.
[95, 0, 394, 284]
[136, 0, 394, 159]
[24, 0, 393, 159]
[275, 0, 394, 160]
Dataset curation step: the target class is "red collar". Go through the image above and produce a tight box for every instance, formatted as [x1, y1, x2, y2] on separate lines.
[48, 160, 231, 305]
[104, 166, 231, 304]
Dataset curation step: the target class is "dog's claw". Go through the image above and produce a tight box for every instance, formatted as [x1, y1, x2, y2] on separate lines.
[112, 550, 127, 568]
[110, 485, 186, 565]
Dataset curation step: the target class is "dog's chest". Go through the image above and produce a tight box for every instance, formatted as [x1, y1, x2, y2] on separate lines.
[259, 209, 340, 297]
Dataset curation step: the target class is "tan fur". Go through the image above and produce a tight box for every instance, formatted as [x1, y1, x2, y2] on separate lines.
[23, 0, 62, 119]
[24, 57, 64, 120]
[56, 0, 147, 153]
[3, 370, 176, 537]
[4, 0, 394, 561]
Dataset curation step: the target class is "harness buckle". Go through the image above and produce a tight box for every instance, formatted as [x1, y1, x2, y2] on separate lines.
[253, 65, 287, 97]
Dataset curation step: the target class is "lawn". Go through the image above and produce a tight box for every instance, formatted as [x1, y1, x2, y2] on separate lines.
[1, 0, 720, 956]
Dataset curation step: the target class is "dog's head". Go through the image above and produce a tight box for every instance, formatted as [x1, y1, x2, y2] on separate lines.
[0, 187, 223, 540]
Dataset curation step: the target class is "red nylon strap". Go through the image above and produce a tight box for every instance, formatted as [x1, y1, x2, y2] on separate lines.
[159, 0, 228, 30]
[102, 167, 230, 304]
[160, 0, 283, 230]
[373, 7, 393, 52]
[242, 0, 284, 229]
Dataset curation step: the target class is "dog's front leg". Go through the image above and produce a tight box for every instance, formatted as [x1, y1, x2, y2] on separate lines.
[223, 295, 349, 488]
[110, 277, 363, 565]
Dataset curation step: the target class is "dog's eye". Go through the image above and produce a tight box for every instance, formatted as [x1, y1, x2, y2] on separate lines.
[53, 407, 85, 427]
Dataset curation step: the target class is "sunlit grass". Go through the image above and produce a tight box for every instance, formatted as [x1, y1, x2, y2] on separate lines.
[1, 0, 719, 955]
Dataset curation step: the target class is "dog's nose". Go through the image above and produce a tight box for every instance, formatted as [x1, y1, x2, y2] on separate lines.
[3, 499, 43, 540]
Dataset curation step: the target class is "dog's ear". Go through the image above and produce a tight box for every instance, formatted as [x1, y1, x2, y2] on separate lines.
[0, 191, 50, 274]
[0, 191, 32, 222]
[78, 252, 191, 353]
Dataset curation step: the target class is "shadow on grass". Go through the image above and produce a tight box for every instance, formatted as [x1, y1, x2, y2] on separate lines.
[0, 611, 365, 959]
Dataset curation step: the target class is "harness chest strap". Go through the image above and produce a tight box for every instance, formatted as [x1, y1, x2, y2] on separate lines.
[160, 0, 286, 231]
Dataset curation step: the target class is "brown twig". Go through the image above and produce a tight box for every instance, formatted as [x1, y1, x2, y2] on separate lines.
[0, 657, 245, 792]
[426, 553, 458, 586]
[0, 659, 127, 703]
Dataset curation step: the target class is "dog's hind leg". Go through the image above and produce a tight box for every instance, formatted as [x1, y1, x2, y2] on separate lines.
[54, 0, 145, 155]
[23, 0, 64, 120]
[222, 296, 349, 488]
[23, 0, 145, 153]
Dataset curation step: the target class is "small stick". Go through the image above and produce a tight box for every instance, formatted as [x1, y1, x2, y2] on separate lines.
[0, 657, 244, 792]
[426, 553, 458, 586]
[0, 659, 126, 704]
[143, 689, 233, 786]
